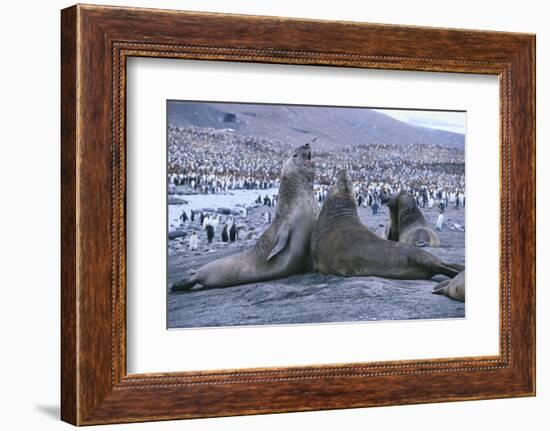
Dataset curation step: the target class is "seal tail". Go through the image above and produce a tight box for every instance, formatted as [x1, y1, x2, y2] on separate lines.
[171, 276, 198, 292]
[413, 230, 430, 248]
[436, 263, 463, 278]
[432, 279, 450, 295]
[445, 263, 465, 273]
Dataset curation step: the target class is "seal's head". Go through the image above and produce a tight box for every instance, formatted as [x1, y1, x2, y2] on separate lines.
[397, 190, 417, 211]
[380, 190, 394, 206]
[327, 169, 355, 203]
[392, 190, 424, 230]
[282, 142, 315, 183]
[382, 190, 408, 212]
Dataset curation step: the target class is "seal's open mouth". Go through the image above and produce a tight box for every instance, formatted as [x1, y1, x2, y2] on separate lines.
[299, 142, 314, 166]
[304, 150, 313, 165]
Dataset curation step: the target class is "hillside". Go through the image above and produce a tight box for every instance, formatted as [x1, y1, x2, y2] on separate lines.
[167, 101, 465, 150]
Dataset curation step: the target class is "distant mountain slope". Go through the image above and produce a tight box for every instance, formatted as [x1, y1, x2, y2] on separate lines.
[167, 101, 465, 150]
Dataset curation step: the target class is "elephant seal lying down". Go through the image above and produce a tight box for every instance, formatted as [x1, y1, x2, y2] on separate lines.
[432, 270, 465, 302]
[310, 170, 462, 279]
[172, 143, 319, 291]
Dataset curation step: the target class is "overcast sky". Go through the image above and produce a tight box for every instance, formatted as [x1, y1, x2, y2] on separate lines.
[374, 109, 466, 135]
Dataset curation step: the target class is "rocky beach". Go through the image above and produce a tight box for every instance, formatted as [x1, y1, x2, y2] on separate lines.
[167, 193, 465, 329]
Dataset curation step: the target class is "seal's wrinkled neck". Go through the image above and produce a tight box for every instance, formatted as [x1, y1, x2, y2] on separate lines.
[318, 170, 358, 221]
[320, 192, 360, 226]
[387, 203, 400, 241]
[277, 168, 314, 207]
[276, 146, 315, 206]
[273, 162, 315, 221]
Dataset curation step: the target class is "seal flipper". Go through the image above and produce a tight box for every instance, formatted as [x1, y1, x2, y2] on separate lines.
[445, 263, 465, 273]
[413, 230, 430, 247]
[171, 276, 198, 292]
[437, 263, 461, 278]
[267, 226, 291, 261]
[432, 279, 450, 295]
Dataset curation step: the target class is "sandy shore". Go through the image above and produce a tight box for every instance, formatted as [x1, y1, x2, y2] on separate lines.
[167, 201, 465, 329]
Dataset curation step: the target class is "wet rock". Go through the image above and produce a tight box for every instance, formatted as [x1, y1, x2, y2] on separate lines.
[168, 230, 187, 240]
[167, 272, 465, 329]
[168, 197, 188, 205]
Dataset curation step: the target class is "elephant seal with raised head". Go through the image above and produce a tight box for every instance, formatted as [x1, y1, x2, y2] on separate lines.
[171, 143, 318, 291]
[432, 271, 465, 302]
[382, 190, 440, 247]
[310, 170, 462, 279]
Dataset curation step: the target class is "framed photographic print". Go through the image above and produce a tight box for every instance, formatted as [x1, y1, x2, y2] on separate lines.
[61, 4, 536, 425]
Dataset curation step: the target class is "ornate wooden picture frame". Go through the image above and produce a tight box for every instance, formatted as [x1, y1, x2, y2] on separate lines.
[61, 4, 535, 425]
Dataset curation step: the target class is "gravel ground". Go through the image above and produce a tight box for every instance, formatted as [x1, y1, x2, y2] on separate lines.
[167, 203, 465, 329]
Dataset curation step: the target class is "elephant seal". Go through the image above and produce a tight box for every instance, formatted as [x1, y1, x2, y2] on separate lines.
[171, 143, 318, 291]
[432, 271, 465, 302]
[310, 170, 462, 279]
[382, 190, 440, 247]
